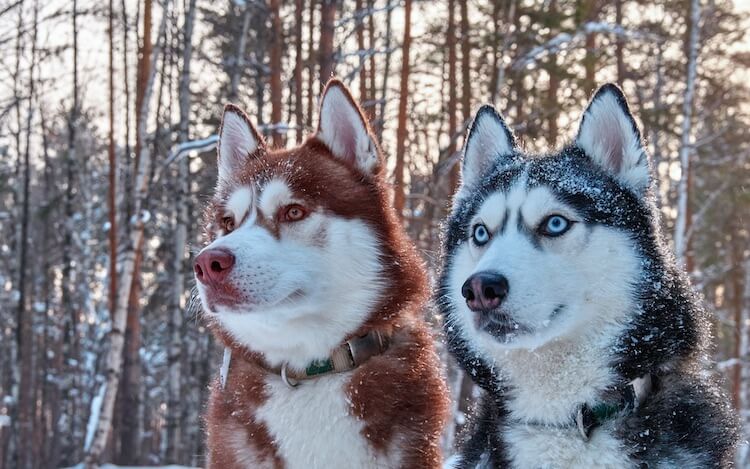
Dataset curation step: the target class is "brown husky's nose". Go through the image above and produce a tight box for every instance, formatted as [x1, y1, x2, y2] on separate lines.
[462, 272, 509, 312]
[194, 248, 235, 285]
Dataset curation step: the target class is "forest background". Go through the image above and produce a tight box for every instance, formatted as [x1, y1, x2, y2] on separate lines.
[0, 0, 749, 467]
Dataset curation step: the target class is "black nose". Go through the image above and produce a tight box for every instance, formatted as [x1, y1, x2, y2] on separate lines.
[461, 272, 509, 312]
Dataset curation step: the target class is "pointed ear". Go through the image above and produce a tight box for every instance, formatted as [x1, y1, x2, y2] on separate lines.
[218, 104, 264, 184]
[575, 84, 650, 194]
[316, 79, 380, 174]
[460, 105, 517, 190]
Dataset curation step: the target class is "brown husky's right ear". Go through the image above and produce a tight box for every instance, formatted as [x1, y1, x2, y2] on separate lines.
[218, 104, 265, 184]
[315, 79, 380, 175]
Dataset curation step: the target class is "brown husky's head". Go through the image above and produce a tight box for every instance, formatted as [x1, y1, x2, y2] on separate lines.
[194, 79, 426, 369]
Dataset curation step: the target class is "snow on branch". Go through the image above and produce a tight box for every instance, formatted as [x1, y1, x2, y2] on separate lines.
[513, 22, 663, 71]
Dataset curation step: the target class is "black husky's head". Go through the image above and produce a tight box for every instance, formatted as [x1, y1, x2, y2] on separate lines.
[440, 84, 707, 385]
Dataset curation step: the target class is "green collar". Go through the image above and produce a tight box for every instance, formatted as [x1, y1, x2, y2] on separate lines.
[575, 374, 653, 440]
[220, 330, 391, 390]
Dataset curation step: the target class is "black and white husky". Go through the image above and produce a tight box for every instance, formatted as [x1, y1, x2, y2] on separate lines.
[439, 84, 739, 468]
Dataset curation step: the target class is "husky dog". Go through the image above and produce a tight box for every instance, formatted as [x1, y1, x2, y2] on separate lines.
[194, 79, 449, 468]
[439, 84, 739, 468]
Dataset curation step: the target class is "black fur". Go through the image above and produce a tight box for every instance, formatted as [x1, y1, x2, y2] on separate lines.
[440, 85, 739, 467]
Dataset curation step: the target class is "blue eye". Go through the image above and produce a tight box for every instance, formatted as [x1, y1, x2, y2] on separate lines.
[540, 215, 571, 237]
[472, 224, 490, 246]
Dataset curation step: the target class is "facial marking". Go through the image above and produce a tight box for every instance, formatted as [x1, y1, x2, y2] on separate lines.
[226, 187, 253, 225]
[259, 178, 294, 220]
[520, 187, 575, 230]
[475, 193, 507, 232]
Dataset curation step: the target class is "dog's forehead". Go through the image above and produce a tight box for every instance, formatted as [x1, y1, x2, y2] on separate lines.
[223, 177, 295, 219]
[474, 179, 562, 230]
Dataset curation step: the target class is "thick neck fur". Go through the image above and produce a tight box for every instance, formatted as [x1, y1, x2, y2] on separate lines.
[489, 322, 627, 425]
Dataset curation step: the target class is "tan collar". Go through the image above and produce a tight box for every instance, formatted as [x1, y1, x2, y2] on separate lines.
[221, 330, 391, 390]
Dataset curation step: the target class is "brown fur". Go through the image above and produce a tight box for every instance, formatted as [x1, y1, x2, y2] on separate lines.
[200, 79, 449, 468]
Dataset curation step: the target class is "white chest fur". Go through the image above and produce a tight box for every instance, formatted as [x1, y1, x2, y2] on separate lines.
[503, 424, 635, 469]
[253, 373, 402, 469]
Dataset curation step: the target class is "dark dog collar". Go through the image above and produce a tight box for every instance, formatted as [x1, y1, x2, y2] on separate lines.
[514, 374, 653, 441]
[220, 330, 391, 390]
[575, 374, 653, 440]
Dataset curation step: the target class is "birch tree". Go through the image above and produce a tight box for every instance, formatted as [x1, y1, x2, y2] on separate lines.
[85, 2, 171, 464]
[673, 0, 701, 267]
[166, 0, 196, 460]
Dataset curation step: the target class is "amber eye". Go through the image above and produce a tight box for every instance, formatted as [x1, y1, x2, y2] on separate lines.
[222, 216, 236, 232]
[283, 204, 308, 222]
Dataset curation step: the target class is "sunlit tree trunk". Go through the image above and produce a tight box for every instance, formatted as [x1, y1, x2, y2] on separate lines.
[393, 0, 413, 216]
[270, 0, 284, 147]
[85, 3, 170, 465]
[674, 0, 700, 266]
[319, 0, 335, 83]
[16, 2, 38, 467]
[447, 0, 458, 191]
[294, 0, 304, 143]
[166, 0, 195, 462]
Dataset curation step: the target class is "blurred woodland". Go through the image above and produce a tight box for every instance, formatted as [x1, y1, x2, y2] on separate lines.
[0, 0, 749, 467]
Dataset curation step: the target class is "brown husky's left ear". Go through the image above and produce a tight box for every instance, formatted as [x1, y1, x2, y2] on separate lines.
[315, 79, 380, 175]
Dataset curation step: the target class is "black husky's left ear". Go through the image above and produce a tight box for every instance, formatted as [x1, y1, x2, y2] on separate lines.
[576, 84, 650, 195]
[459, 105, 517, 192]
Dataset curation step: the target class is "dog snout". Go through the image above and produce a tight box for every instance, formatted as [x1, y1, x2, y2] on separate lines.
[194, 248, 236, 285]
[461, 272, 509, 312]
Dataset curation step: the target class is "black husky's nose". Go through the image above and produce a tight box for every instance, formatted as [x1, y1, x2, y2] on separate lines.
[461, 272, 509, 312]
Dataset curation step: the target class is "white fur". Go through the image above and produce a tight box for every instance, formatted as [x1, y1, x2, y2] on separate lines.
[576, 90, 649, 194]
[219, 109, 261, 184]
[254, 373, 402, 468]
[446, 178, 645, 467]
[317, 84, 378, 174]
[504, 424, 635, 468]
[225, 187, 253, 226]
[258, 179, 294, 218]
[196, 182, 385, 370]
[460, 106, 514, 192]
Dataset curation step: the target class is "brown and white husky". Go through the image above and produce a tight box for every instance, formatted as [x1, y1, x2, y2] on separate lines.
[193, 79, 449, 468]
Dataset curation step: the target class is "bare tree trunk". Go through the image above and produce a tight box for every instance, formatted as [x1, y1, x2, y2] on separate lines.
[229, 3, 251, 103]
[307, 0, 316, 127]
[460, 0, 470, 124]
[367, 0, 376, 116]
[294, 0, 304, 143]
[731, 231, 744, 409]
[393, 0, 412, 216]
[269, 0, 283, 147]
[108, 0, 118, 331]
[15, 2, 38, 467]
[319, 0, 335, 83]
[447, 0, 458, 191]
[615, 0, 625, 84]
[674, 0, 700, 265]
[166, 0, 195, 461]
[85, 3, 170, 465]
[117, 0, 158, 460]
[377, 0, 393, 142]
[546, 0, 560, 147]
[581, 0, 598, 93]
[356, 0, 367, 103]
[61, 0, 82, 459]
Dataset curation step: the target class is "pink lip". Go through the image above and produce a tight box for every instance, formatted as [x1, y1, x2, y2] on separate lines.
[201, 282, 249, 311]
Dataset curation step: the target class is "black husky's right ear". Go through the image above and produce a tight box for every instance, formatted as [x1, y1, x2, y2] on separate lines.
[575, 84, 650, 195]
[459, 105, 516, 192]
[217, 104, 265, 185]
